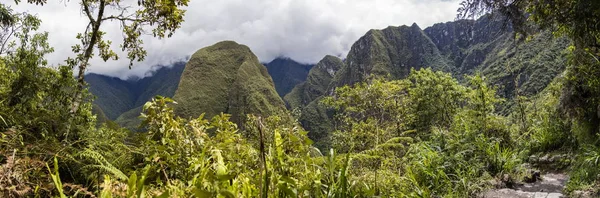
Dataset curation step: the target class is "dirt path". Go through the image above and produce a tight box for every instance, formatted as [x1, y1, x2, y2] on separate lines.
[481, 173, 568, 198]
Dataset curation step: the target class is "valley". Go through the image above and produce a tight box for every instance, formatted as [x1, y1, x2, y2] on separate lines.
[2, 0, 599, 197]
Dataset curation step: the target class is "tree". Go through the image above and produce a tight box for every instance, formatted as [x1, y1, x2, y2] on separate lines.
[0, 4, 14, 27]
[323, 78, 412, 153]
[459, 0, 600, 141]
[323, 78, 414, 196]
[16, 0, 190, 111]
[407, 68, 467, 133]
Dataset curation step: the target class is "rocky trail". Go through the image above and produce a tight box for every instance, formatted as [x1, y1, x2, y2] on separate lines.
[481, 173, 569, 198]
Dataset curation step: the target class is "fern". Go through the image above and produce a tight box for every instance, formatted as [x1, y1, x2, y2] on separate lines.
[76, 149, 127, 181]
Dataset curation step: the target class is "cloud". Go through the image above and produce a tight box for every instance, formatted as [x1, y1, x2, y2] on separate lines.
[8, 0, 461, 79]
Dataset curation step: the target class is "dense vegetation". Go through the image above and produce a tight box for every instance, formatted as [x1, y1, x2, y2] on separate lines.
[285, 14, 571, 149]
[1, 0, 600, 197]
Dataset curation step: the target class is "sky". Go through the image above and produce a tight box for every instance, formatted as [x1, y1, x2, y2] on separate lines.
[8, 0, 462, 79]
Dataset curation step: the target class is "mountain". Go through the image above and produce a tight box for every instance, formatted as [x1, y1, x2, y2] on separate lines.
[86, 74, 137, 120]
[173, 41, 286, 125]
[265, 58, 314, 98]
[424, 16, 569, 99]
[331, 23, 451, 88]
[284, 55, 343, 109]
[285, 15, 569, 147]
[282, 55, 343, 148]
[86, 15, 569, 143]
[85, 62, 186, 124]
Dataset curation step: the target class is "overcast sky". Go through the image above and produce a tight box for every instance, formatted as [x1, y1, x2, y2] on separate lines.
[9, 0, 461, 79]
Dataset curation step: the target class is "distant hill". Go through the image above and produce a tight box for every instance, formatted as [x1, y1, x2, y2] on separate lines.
[86, 15, 569, 144]
[285, 15, 570, 147]
[265, 58, 314, 98]
[173, 41, 286, 125]
[284, 55, 343, 109]
[331, 23, 451, 88]
[423, 16, 569, 99]
[85, 62, 186, 128]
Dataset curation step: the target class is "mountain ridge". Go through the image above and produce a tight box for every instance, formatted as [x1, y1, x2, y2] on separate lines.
[284, 15, 569, 146]
[86, 62, 186, 121]
[265, 57, 314, 98]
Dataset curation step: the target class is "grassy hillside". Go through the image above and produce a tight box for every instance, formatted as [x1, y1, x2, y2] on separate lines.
[265, 58, 314, 98]
[173, 41, 286, 124]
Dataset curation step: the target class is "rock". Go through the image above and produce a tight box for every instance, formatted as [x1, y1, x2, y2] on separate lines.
[502, 174, 516, 188]
[546, 193, 563, 198]
[480, 189, 565, 198]
[571, 190, 596, 198]
[480, 173, 568, 198]
[523, 164, 542, 183]
[517, 173, 568, 193]
[539, 154, 550, 163]
[529, 153, 572, 171]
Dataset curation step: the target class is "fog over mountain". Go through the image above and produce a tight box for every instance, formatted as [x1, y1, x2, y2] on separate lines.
[9, 0, 460, 79]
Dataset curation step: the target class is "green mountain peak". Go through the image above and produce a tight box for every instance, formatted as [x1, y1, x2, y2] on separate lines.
[173, 41, 286, 124]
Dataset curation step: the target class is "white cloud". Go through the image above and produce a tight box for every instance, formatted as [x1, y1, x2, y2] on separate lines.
[8, 0, 461, 79]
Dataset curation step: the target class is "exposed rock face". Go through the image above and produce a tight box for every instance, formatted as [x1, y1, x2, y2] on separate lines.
[332, 23, 450, 88]
[173, 41, 286, 124]
[424, 16, 509, 74]
[424, 16, 569, 99]
[282, 56, 343, 148]
[286, 15, 570, 148]
[481, 173, 568, 198]
[265, 58, 314, 98]
[284, 55, 343, 109]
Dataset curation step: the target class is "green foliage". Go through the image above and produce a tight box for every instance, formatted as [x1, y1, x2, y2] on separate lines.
[408, 68, 466, 134]
[520, 81, 574, 153]
[48, 157, 67, 198]
[324, 78, 412, 153]
[566, 144, 600, 194]
[127, 96, 325, 197]
[0, 9, 94, 142]
[458, 0, 600, 160]
[320, 69, 524, 196]
[7, 0, 600, 195]
[0, 4, 15, 27]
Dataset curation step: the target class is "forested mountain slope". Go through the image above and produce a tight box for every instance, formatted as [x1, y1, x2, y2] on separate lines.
[173, 41, 286, 125]
[424, 17, 569, 99]
[85, 62, 186, 121]
[265, 58, 314, 98]
[287, 15, 570, 146]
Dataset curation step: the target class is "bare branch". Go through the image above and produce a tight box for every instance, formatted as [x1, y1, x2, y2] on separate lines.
[81, 0, 95, 24]
[101, 15, 139, 22]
